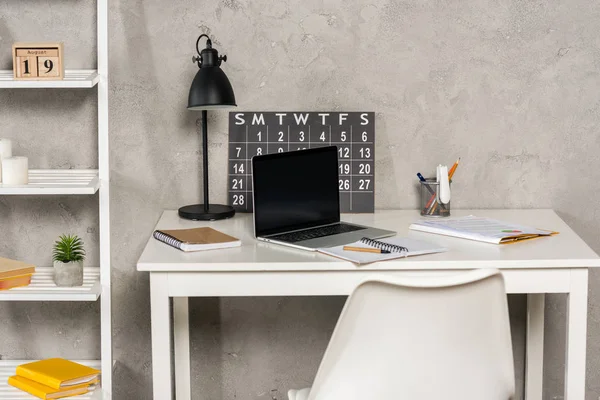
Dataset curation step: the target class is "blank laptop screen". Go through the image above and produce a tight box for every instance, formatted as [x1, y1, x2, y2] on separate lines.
[253, 146, 340, 237]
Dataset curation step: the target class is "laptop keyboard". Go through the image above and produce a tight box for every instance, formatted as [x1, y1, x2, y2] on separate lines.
[268, 223, 366, 243]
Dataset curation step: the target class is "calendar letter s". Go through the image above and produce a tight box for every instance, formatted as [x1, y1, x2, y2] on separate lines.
[360, 113, 369, 125]
[235, 113, 245, 125]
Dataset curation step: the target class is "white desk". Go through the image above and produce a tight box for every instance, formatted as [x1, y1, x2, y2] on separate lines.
[137, 209, 600, 400]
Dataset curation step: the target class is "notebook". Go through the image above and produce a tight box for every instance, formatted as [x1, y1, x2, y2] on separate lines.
[0, 257, 35, 279]
[409, 216, 558, 244]
[16, 359, 100, 390]
[8, 375, 98, 400]
[317, 237, 446, 265]
[153, 227, 241, 252]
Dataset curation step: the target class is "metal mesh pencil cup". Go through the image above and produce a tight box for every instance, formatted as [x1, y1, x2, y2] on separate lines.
[420, 178, 451, 217]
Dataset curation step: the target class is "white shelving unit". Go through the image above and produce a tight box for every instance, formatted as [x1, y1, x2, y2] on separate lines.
[1, 1, 111, 399]
[0, 268, 101, 301]
[0, 70, 100, 89]
[0, 360, 102, 400]
[0, 170, 100, 195]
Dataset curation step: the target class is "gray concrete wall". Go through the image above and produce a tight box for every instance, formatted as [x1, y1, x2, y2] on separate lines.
[1, 0, 599, 399]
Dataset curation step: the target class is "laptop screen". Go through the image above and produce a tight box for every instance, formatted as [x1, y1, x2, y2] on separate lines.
[253, 146, 340, 237]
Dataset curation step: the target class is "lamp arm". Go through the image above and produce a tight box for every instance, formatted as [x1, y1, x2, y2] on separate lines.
[201, 109, 209, 212]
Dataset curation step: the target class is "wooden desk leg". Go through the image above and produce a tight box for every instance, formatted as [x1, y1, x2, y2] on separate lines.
[564, 269, 589, 400]
[525, 293, 545, 400]
[150, 273, 173, 400]
[174, 297, 191, 400]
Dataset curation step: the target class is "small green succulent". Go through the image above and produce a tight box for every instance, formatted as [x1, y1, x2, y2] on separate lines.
[53, 234, 86, 263]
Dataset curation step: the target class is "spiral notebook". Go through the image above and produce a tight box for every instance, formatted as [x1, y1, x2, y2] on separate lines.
[317, 237, 446, 265]
[153, 227, 241, 252]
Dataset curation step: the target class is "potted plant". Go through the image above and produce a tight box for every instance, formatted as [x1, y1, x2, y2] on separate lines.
[52, 234, 85, 287]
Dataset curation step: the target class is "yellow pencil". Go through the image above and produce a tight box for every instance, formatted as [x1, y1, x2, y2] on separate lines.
[448, 157, 460, 179]
[343, 246, 391, 254]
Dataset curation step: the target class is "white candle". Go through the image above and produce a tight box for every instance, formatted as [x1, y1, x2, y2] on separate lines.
[2, 156, 28, 185]
[0, 139, 13, 184]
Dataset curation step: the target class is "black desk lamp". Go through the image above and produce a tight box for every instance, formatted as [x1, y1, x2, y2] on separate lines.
[179, 34, 237, 221]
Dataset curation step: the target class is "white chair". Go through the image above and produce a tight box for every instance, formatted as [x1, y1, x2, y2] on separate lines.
[288, 269, 515, 400]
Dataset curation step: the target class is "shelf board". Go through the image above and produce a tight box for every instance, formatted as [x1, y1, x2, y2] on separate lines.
[0, 360, 101, 399]
[0, 267, 101, 302]
[0, 70, 99, 89]
[0, 170, 99, 195]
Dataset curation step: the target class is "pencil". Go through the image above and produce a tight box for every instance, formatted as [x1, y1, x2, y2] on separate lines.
[343, 246, 391, 254]
[448, 157, 461, 179]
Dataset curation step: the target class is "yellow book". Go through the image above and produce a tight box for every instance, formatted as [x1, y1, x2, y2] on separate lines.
[16, 359, 100, 390]
[0, 274, 32, 291]
[0, 257, 35, 279]
[8, 375, 98, 399]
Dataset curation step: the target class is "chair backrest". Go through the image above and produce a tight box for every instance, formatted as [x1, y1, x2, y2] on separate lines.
[307, 269, 515, 400]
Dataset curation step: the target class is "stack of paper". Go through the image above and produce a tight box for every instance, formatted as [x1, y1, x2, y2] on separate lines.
[409, 216, 558, 244]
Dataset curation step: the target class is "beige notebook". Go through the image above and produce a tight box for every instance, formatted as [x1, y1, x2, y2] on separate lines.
[0, 257, 36, 280]
[153, 227, 241, 252]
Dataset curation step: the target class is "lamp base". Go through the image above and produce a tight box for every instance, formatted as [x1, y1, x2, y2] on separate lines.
[178, 204, 236, 221]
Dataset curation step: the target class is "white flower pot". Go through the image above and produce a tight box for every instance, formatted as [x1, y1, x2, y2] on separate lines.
[53, 260, 84, 287]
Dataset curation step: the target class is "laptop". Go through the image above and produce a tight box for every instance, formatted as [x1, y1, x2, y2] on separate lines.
[252, 146, 395, 250]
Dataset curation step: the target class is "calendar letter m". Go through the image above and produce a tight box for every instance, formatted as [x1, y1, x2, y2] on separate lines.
[252, 113, 265, 125]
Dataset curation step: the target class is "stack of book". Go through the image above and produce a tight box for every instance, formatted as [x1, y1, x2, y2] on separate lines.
[0, 256, 35, 290]
[8, 358, 100, 399]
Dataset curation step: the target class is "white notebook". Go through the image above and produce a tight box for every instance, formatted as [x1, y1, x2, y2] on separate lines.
[317, 237, 446, 265]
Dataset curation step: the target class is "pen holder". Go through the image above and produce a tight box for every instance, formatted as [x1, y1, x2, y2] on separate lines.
[420, 178, 451, 217]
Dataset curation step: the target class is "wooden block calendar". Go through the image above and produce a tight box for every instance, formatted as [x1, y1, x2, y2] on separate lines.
[12, 42, 64, 80]
[228, 112, 375, 213]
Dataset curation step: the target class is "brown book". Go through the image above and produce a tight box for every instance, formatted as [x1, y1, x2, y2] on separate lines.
[0, 257, 36, 280]
[153, 227, 241, 252]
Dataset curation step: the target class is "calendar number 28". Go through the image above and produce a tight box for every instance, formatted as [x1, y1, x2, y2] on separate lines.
[233, 194, 244, 206]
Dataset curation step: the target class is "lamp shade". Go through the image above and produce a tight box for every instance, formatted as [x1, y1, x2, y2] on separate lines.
[188, 66, 236, 110]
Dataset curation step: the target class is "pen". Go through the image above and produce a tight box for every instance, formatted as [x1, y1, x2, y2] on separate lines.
[343, 246, 391, 254]
[417, 173, 436, 196]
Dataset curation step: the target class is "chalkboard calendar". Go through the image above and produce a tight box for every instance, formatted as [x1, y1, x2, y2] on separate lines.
[228, 112, 375, 213]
